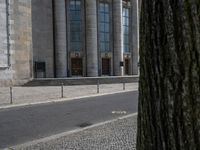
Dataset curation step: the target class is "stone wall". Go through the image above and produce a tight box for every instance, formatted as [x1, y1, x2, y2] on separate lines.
[0, 0, 33, 86]
[0, 0, 8, 68]
[32, 0, 54, 78]
[0, 0, 13, 86]
[11, 0, 33, 85]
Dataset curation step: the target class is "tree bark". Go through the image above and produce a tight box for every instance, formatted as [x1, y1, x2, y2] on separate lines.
[137, 0, 200, 150]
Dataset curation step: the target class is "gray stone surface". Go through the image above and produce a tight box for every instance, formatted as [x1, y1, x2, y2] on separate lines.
[11, 0, 33, 85]
[113, 0, 123, 76]
[0, 0, 33, 86]
[0, 0, 8, 68]
[0, 83, 138, 106]
[17, 115, 137, 150]
[54, 0, 67, 78]
[32, 0, 54, 78]
[85, 0, 98, 77]
[0, 0, 12, 86]
[131, 0, 139, 75]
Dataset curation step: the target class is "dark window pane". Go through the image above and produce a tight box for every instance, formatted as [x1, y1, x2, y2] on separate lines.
[100, 3, 104, 12]
[124, 45, 129, 52]
[71, 42, 81, 51]
[99, 13, 105, 22]
[70, 0, 75, 10]
[70, 21, 81, 31]
[105, 43, 109, 51]
[76, 0, 81, 10]
[100, 33, 105, 42]
[70, 33, 81, 42]
[124, 26, 129, 34]
[105, 4, 109, 12]
[125, 18, 129, 26]
[126, 9, 129, 16]
[70, 11, 81, 20]
[105, 24, 109, 32]
[99, 23, 105, 32]
[100, 42, 105, 51]
[105, 33, 109, 42]
[124, 35, 129, 44]
[105, 14, 109, 23]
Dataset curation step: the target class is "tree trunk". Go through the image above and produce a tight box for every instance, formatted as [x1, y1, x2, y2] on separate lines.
[137, 0, 200, 150]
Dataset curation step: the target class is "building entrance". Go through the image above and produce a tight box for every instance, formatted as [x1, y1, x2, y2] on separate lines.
[102, 58, 110, 75]
[125, 59, 129, 75]
[71, 58, 83, 76]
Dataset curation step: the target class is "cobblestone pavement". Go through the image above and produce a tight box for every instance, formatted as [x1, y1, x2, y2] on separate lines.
[0, 83, 138, 106]
[15, 115, 137, 150]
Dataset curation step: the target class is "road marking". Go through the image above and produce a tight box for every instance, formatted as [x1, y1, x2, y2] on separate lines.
[0, 90, 137, 110]
[112, 111, 127, 114]
[10, 113, 138, 149]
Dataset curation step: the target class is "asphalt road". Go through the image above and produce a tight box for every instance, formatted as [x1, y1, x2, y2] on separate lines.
[0, 91, 138, 149]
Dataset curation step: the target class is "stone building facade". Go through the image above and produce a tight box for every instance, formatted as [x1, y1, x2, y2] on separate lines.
[0, 0, 139, 86]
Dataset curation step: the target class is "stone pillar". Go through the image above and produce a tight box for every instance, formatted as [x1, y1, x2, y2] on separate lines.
[85, 0, 98, 77]
[11, 0, 33, 85]
[113, 0, 123, 76]
[54, 0, 67, 77]
[32, 0, 54, 78]
[131, 0, 139, 75]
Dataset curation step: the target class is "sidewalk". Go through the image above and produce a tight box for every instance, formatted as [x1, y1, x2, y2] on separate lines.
[0, 83, 138, 107]
[13, 114, 137, 150]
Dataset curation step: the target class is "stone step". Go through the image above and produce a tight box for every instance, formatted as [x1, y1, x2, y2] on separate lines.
[23, 76, 139, 87]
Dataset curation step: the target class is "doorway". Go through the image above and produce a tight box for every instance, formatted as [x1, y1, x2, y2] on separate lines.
[71, 58, 83, 76]
[125, 59, 130, 75]
[102, 58, 110, 76]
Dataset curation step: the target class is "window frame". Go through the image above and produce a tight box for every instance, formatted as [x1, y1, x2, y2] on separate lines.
[98, 2, 111, 52]
[68, 0, 83, 52]
[123, 6, 131, 53]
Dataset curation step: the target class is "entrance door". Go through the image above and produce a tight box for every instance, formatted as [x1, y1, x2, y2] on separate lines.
[102, 58, 110, 75]
[125, 59, 129, 75]
[71, 58, 83, 76]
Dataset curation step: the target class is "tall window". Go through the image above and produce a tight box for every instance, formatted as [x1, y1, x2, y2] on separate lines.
[99, 3, 110, 52]
[69, 0, 82, 51]
[123, 7, 130, 53]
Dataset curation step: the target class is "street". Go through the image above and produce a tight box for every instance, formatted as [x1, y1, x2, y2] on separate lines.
[0, 91, 138, 149]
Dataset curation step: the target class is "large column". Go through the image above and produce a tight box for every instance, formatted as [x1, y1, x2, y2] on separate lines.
[85, 0, 98, 77]
[54, 0, 67, 77]
[131, 0, 139, 75]
[113, 0, 123, 76]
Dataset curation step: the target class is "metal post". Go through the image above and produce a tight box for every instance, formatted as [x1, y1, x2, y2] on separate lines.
[123, 82, 126, 90]
[61, 83, 64, 98]
[97, 80, 100, 93]
[10, 87, 13, 104]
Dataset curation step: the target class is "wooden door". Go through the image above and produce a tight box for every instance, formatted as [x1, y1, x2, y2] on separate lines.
[102, 58, 110, 75]
[71, 58, 83, 76]
[125, 59, 129, 75]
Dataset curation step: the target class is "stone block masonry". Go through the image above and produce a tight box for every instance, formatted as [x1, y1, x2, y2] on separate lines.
[0, 0, 12, 86]
[0, 0, 8, 68]
[0, 0, 33, 86]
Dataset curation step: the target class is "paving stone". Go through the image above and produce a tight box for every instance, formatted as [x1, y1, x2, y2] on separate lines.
[0, 83, 138, 106]
[18, 115, 137, 150]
